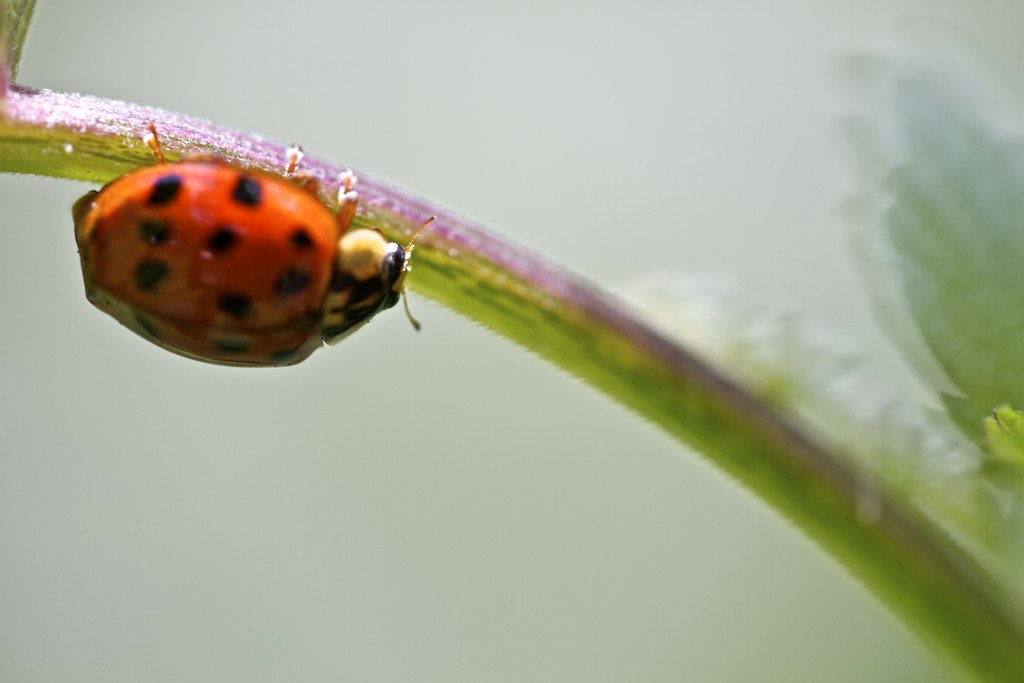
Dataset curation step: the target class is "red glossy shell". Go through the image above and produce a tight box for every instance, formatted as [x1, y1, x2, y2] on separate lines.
[74, 160, 340, 366]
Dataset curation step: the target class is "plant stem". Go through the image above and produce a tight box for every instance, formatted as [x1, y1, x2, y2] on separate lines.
[2, 85, 1022, 681]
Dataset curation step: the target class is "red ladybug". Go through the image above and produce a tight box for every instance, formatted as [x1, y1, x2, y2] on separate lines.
[72, 125, 431, 366]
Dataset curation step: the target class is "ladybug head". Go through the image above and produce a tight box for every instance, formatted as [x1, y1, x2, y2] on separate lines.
[320, 218, 433, 344]
[319, 229, 407, 344]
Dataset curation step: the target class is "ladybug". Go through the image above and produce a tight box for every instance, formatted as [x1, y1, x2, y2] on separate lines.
[72, 124, 432, 367]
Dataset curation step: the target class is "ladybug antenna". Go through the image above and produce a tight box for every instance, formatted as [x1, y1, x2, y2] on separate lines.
[404, 216, 436, 261]
[143, 123, 166, 165]
[398, 216, 436, 332]
[402, 290, 422, 332]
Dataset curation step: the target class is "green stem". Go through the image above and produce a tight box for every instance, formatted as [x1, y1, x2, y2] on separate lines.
[2, 85, 1022, 681]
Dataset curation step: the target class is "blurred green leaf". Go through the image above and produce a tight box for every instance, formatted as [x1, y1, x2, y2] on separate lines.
[887, 79, 1024, 439]
[3, 0, 36, 81]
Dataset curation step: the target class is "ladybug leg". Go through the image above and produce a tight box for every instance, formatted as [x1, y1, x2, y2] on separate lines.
[335, 170, 359, 235]
[294, 176, 322, 195]
[284, 144, 304, 175]
[143, 123, 166, 164]
[282, 144, 324, 197]
[289, 173, 322, 196]
[144, 123, 223, 165]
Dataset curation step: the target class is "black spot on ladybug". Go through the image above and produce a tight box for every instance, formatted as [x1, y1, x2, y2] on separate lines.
[232, 175, 262, 206]
[139, 218, 170, 245]
[217, 293, 252, 318]
[275, 267, 311, 296]
[134, 259, 169, 292]
[215, 338, 251, 353]
[206, 225, 240, 254]
[290, 228, 314, 250]
[148, 174, 182, 205]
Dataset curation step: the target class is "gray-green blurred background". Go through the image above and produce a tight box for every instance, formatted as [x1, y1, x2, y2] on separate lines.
[3, 1, 1023, 681]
